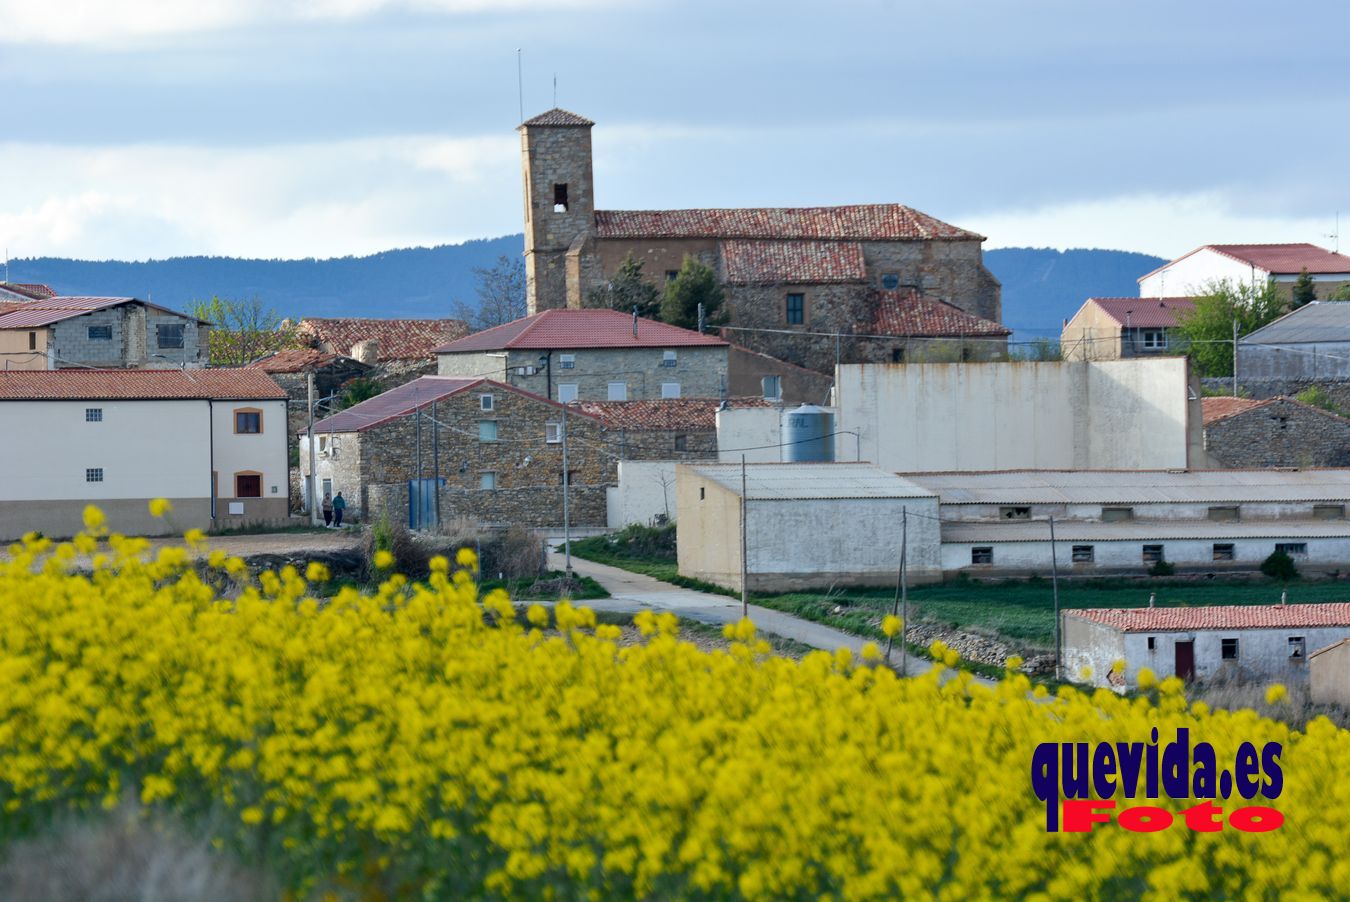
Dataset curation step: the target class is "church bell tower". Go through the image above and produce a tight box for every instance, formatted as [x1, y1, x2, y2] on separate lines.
[519, 108, 596, 314]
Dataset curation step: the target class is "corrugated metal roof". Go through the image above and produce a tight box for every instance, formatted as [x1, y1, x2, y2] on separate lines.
[0, 297, 207, 330]
[1241, 302, 1350, 345]
[1066, 603, 1350, 633]
[942, 519, 1350, 543]
[686, 462, 936, 500]
[906, 469, 1350, 505]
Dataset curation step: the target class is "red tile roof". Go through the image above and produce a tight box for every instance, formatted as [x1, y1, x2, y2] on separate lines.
[0, 369, 286, 401]
[0, 297, 204, 330]
[595, 204, 981, 242]
[435, 309, 728, 353]
[1141, 244, 1350, 281]
[721, 240, 866, 284]
[1067, 603, 1350, 633]
[870, 289, 1011, 337]
[0, 283, 56, 300]
[308, 376, 599, 434]
[298, 318, 468, 362]
[1086, 297, 1196, 328]
[576, 397, 774, 431]
[1201, 396, 1271, 425]
[245, 348, 369, 374]
[520, 108, 595, 127]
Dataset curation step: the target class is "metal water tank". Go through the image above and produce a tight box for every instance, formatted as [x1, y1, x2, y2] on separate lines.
[781, 404, 835, 462]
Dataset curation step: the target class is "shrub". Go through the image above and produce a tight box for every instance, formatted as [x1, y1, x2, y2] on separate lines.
[1261, 549, 1300, 581]
[601, 522, 677, 560]
[1148, 559, 1176, 577]
[364, 511, 426, 578]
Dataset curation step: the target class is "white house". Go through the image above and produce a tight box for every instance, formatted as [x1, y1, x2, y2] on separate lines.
[1139, 243, 1350, 300]
[0, 369, 289, 540]
[1063, 603, 1350, 691]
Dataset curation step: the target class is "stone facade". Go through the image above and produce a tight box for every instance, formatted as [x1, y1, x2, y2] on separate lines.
[726, 345, 835, 405]
[39, 303, 206, 369]
[1205, 397, 1350, 468]
[438, 345, 728, 402]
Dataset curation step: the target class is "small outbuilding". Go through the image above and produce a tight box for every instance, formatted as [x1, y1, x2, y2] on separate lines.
[675, 462, 940, 592]
[1310, 639, 1350, 707]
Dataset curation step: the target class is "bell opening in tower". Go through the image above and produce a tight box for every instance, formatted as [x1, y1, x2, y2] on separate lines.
[553, 183, 569, 212]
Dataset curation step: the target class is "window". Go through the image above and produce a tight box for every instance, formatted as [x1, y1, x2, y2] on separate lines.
[156, 323, 185, 349]
[699, 486, 705, 500]
[85, 467, 103, 483]
[607, 382, 628, 401]
[480, 394, 494, 412]
[960, 347, 973, 362]
[1276, 542, 1308, 557]
[662, 350, 678, 368]
[1289, 636, 1306, 659]
[88, 325, 112, 340]
[1147, 637, 1156, 651]
[235, 473, 262, 498]
[891, 348, 905, 363]
[971, 547, 994, 565]
[661, 383, 681, 399]
[999, 506, 1031, 520]
[85, 408, 102, 423]
[561, 469, 579, 486]
[553, 183, 568, 212]
[1102, 506, 1134, 522]
[674, 434, 688, 452]
[479, 420, 498, 442]
[28, 331, 36, 350]
[880, 273, 901, 291]
[1071, 545, 1095, 563]
[1221, 638, 1239, 660]
[785, 293, 805, 325]
[665, 270, 679, 282]
[1270, 415, 1289, 431]
[557, 384, 578, 403]
[1213, 543, 1235, 561]
[546, 422, 562, 444]
[559, 354, 576, 369]
[480, 472, 497, 491]
[1314, 504, 1345, 520]
[1208, 506, 1239, 522]
[1141, 329, 1167, 350]
[321, 478, 333, 499]
[1142, 544, 1164, 563]
[234, 409, 262, 434]
[761, 375, 782, 400]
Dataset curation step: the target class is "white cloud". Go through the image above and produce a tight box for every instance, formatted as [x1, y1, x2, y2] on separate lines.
[964, 193, 1344, 259]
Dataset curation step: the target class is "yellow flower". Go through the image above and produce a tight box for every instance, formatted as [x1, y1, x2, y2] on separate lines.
[455, 547, 479, 571]
[373, 550, 394, 570]
[1137, 667, 1157, 689]
[1005, 655, 1024, 670]
[860, 642, 881, 662]
[148, 498, 172, 518]
[305, 562, 331, 583]
[880, 614, 902, 638]
[429, 555, 450, 574]
[184, 528, 207, 549]
[240, 807, 264, 825]
[526, 604, 549, 628]
[1110, 658, 1126, 675]
[1265, 683, 1288, 705]
[82, 504, 106, 531]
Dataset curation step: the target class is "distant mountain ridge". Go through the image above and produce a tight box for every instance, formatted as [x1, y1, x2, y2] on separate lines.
[10, 241, 1164, 340]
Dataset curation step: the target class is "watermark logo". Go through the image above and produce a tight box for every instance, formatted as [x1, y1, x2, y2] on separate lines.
[1031, 728, 1283, 832]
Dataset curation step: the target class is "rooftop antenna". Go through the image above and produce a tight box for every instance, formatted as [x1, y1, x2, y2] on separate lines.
[553, 73, 557, 107]
[516, 49, 523, 123]
[1327, 212, 1340, 254]
[3, 247, 8, 285]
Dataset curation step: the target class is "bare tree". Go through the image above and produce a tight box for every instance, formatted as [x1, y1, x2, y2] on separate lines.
[453, 255, 527, 331]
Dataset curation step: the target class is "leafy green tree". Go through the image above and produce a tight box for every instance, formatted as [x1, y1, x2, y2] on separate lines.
[339, 376, 382, 410]
[1261, 549, 1299, 581]
[187, 296, 303, 366]
[1174, 279, 1285, 378]
[660, 255, 725, 330]
[585, 255, 661, 319]
[1329, 282, 1350, 301]
[1291, 268, 1318, 307]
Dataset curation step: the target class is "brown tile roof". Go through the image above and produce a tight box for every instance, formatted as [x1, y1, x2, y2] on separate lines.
[721, 240, 867, 284]
[595, 203, 981, 242]
[0, 369, 287, 401]
[309, 376, 600, 434]
[0, 283, 56, 300]
[1067, 603, 1350, 633]
[520, 108, 595, 127]
[1141, 243, 1350, 281]
[870, 289, 1011, 338]
[576, 397, 775, 431]
[245, 348, 370, 374]
[1201, 396, 1271, 425]
[1086, 297, 1196, 328]
[435, 309, 727, 353]
[298, 318, 468, 362]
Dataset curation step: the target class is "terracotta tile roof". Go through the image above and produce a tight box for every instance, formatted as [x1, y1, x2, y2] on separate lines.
[435, 309, 728, 353]
[298, 318, 468, 362]
[1141, 244, 1350, 281]
[0, 283, 56, 300]
[1067, 603, 1350, 633]
[721, 240, 866, 284]
[309, 376, 600, 434]
[576, 397, 775, 431]
[870, 289, 1011, 337]
[595, 204, 981, 241]
[1087, 297, 1196, 328]
[520, 108, 595, 127]
[0, 369, 286, 401]
[1201, 396, 1272, 425]
[245, 348, 370, 374]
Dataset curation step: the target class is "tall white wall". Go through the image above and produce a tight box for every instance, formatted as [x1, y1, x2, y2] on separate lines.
[835, 359, 1191, 472]
[716, 407, 782, 463]
[211, 400, 289, 502]
[1139, 249, 1261, 297]
[608, 460, 679, 527]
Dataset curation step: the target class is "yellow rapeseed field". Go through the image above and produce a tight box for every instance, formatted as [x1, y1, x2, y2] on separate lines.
[2, 506, 1348, 898]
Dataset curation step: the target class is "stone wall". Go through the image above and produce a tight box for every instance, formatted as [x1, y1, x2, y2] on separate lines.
[367, 481, 608, 529]
[50, 305, 205, 369]
[726, 345, 835, 404]
[861, 239, 1001, 323]
[522, 124, 595, 313]
[1205, 397, 1350, 468]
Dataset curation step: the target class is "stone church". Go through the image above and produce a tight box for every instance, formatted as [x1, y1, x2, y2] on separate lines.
[520, 108, 1007, 373]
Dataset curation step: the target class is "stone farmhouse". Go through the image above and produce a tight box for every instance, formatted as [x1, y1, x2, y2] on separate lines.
[517, 108, 1006, 373]
[1202, 396, 1350, 468]
[297, 317, 468, 384]
[1139, 243, 1350, 300]
[299, 376, 609, 529]
[0, 297, 208, 371]
[1061, 296, 1195, 361]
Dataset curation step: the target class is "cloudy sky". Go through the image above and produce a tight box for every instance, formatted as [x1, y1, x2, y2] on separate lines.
[3, 0, 1347, 262]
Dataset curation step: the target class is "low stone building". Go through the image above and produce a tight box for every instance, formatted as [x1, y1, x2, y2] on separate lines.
[1203, 396, 1350, 468]
[435, 308, 729, 402]
[297, 317, 468, 384]
[300, 376, 609, 529]
[0, 296, 208, 370]
[726, 343, 834, 405]
[1064, 603, 1350, 691]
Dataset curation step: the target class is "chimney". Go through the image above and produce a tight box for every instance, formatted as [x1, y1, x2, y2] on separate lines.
[351, 340, 379, 365]
[1148, 592, 1155, 609]
[632, 308, 638, 339]
[1278, 590, 1287, 609]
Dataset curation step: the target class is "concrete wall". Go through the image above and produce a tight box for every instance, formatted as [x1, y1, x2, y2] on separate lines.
[607, 460, 680, 528]
[1310, 641, 1350, 706]
[211, 399, 289, 520]
[943, 535, 1350, 576]
[1061, 616, 1127, 686]
[1238, 342, 1350, 381]
[49, 306, 205, 369]
[836, 358, 1194, 471]
[716, 407, 783, 463]
[0, 327, 49, 370]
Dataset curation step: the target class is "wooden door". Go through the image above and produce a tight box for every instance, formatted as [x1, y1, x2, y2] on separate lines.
[1175, 641, 1195, 682]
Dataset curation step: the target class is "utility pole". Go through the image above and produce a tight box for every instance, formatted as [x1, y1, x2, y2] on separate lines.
[1232, 318, 1239, 398]
[431, 401, 441, 531]
[561, 401, 572, 574]
[740, 454, 749, 618]
[886, 508, 908, 674]
[1050, 515, 1061, 681]
[415, 402, 422, 530]
[307, 372, 319, 526]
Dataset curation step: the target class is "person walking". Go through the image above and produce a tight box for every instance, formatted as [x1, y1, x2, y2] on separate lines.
[321, 493, 333, 527]
[332, 492, 346, 528]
